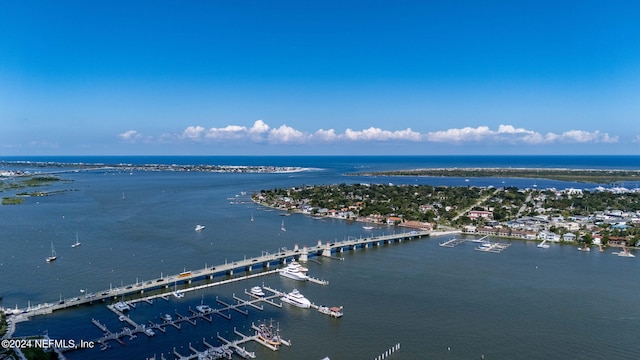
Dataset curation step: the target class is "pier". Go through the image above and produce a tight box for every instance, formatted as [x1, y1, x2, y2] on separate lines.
[7, 230, 431, 318]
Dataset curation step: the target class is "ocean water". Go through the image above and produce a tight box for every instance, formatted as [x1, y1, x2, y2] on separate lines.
[2, 156, 640, 360]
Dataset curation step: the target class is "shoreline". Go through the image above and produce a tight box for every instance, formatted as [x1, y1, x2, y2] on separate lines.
[350, 167, 640, 183]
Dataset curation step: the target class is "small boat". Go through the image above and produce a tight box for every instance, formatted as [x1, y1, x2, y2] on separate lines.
[281, 289, 311, 308]
[71, 232, 81, 248]
[317, 305, 344, 318]
[144, 328, 155, 336]
[114, 301, 131, 311]
[195, 224, 205, 231]
[172, 281, 184, 298]
[578, 244, 591, 252]
[362, 225, 374, 230]
[196, 297, 212, 313]
[161, 313, 172, 322]
[613, 246, 636, 258]
[280, 220, 286, 232]
[250, 286, 265, 297]
[46, 242, 57, 262]
[118, 315, 127, 322]
[251, 212, 254, 222]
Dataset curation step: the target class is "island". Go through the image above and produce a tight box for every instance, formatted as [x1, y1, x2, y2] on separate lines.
[351, 167, 640, 183]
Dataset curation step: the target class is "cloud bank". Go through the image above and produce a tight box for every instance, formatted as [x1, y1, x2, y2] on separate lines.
[119, 121, 618, 146]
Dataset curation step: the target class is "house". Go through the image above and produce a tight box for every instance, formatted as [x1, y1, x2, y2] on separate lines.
[467, 210, 493, 220]
[386, 216, 403, 225]
[401, 221, 432, 231]
[562, 233, 576, 242]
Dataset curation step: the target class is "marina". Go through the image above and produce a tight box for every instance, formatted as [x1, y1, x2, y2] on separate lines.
[80, 285, 313, 359]
[4, 230, 428, 319]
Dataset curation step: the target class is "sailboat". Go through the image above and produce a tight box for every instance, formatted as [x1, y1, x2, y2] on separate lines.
[280, 219, 286, 232]
[251, 212, 254, 223]
[121, 192, 126, 200]
[46, 242, 57, 262]
[71, 232, 81, 248]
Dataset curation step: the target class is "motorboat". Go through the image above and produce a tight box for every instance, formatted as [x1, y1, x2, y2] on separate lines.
[173, 290, 184, 298]
[317, 305, 343, 318]
[288, 259, 308, 273]
[250, 286, 265, 297]
[196, 303, 212, 313]
[114, 302, 131, 311]
[278, 263, 309, 281]
[614, 246, 636, 258]
[281, 289, 311, 308]
[162, 314, 172, 322]
[195, 224, 205, 231]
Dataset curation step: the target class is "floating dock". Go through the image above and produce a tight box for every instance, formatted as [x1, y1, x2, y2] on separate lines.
[439, 238, 466, 247]
[475, 241, 511, 253]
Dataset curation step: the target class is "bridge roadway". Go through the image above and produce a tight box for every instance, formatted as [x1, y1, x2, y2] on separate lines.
[9, 230, 431, 318]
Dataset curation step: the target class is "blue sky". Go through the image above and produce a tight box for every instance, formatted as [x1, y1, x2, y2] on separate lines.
[1, 1, 639, 156]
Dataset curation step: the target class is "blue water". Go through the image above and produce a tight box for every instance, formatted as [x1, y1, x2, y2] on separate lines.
[2, 156, 640, 359]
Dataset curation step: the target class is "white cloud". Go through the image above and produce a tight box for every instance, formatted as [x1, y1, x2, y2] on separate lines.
[554, 130, 618, 143]
[205, 125, 248, 140]
[119, 130, 143, 142]
[314, 129, 339, 142]
[344, 127, 421, 141]
[268, 125, 307, 143]
[426, 126, 492, 143]
[250, 120, 270, 134]
[180, 126, 206, 140]
[426, 125, 618, 145]
[119, 121, 618, 147]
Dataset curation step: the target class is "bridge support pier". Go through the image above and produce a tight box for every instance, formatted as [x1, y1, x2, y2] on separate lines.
[299, 246, 308, 262]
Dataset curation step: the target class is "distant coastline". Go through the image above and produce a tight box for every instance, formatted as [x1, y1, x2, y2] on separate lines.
[351, 167, 640, 184]
[0, 160, 307, 175]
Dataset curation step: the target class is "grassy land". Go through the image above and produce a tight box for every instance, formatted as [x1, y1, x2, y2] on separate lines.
[354, 168, 640, 183]
[2, 197, 24, 205]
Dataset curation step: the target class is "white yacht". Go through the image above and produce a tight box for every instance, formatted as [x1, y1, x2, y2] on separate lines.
[278, 263, 309, 281]
[250, 286, 265, 297]
[114, 301, 131, 311]
[161, 313, 172, 322]
[281, 289, 311, 308]
[288, 259, 308, 273]
[195, 224, 205, 231]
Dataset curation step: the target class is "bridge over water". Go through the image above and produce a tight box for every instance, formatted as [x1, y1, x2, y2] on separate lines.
[5, 230, 435, 319]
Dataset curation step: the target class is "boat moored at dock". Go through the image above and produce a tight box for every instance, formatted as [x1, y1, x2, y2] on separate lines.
[281, 289, 311, 308]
